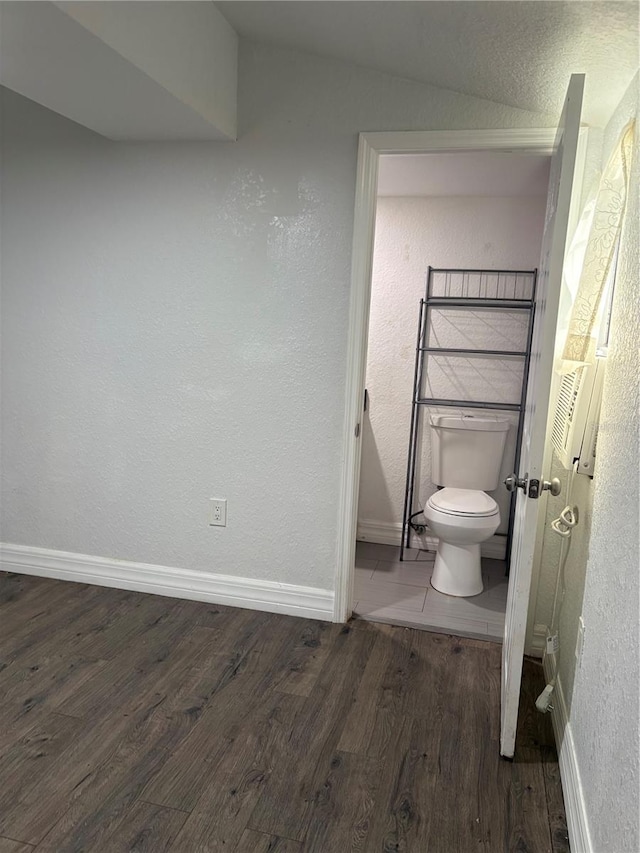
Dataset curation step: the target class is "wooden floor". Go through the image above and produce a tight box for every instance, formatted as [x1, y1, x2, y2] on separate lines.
[0, 572, 569, 853]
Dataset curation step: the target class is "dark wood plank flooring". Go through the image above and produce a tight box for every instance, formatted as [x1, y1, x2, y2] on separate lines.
[0, 572, 569, 852]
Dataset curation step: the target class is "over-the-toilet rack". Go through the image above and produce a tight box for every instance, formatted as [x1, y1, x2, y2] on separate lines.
[400, 266, 538, 567]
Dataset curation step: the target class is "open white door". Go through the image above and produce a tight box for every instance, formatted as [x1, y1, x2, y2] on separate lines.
[500, 74, 585, 758]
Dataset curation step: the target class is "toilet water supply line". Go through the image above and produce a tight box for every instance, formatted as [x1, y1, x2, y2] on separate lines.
[409, 508, 429, 535]
[536, 460, 579, 714]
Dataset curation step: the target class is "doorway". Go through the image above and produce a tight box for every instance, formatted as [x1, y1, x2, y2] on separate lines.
[334, 124, 588, 626]
[352, 149, 550, 638]
[336, 82, 587, 761]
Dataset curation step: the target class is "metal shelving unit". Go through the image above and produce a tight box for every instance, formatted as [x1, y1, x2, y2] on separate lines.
[400, 266, 538, 565]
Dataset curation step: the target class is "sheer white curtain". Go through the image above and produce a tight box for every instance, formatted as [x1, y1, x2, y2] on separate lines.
[560, 120, 635, 374]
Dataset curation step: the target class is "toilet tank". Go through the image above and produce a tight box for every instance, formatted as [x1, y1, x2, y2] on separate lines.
[430, 415, 510, 490]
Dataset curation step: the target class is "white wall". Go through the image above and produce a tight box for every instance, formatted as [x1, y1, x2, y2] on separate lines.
[568, 75, 639, 852]
[530, 73, 638, 850]
[358, 196, 547, 541]
[0, 40, 556, 595]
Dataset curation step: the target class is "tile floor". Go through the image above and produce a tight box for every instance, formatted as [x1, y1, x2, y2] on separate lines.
[353, 541, 508, 642]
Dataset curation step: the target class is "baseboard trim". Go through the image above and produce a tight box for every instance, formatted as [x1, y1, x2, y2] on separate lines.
[529, 622, 548, 658]
[0, 543, 335, 622]
[543, 653, 593, 853]
[356, 519, 507, 560]
[357, 519, 438, 550]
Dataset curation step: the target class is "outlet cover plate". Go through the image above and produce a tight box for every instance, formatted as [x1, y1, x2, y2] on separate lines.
[209, 498, 227, 527]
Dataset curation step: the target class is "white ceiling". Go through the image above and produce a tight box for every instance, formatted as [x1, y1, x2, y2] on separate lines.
[217, 0, 639, 128]
[377, 152, 551, 198]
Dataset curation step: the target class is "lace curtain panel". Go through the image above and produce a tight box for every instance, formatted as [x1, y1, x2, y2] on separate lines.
[561, 120, 635, 373]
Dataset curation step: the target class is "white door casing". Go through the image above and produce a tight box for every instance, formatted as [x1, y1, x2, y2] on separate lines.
[338, 82, 586, 761]
[336, 127, 560, 623]
[500, 74, 585, 758]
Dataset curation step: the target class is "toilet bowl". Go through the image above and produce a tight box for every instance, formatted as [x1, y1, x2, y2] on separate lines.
[424, 487, 500, 596]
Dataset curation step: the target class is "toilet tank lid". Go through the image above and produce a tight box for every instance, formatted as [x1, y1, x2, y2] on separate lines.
[429, 415, 509, 432]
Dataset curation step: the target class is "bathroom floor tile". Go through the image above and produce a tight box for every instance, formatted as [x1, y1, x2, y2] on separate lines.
[352, 580, 427, 612]
[371, 560, 433, 587]
[423, 586, 505, 621]
[355, 566, 377, 588]
[487, 618, 506, 641]
[355, 541, 419, 562]
[352, 599, 428, 620]
[411, 613, 492, 641]
[482, 559, 509, 602]
[416, 549, 437, 562]
[483, 569, 508, 590]
[353, 603, 493, 642]
[483, 558, 508, 584]
[354, 557, 378, 575]
[485, 580, 509, 604]
[352, 549, 507, 643]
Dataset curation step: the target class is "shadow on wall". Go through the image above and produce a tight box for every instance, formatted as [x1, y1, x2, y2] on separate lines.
[357, 406, 395, 531]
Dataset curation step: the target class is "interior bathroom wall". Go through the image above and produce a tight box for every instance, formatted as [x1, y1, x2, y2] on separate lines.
[530, 73, 639, 851]
[0, 40, 557, 594]
[358, 192, 547, 549]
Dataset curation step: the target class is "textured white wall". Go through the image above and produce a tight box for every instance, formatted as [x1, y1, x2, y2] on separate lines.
[531, 73, 638, 850]
[358, 196, 546, 536]
[568, 75, 639, 853]
[0, 41, 556, 591]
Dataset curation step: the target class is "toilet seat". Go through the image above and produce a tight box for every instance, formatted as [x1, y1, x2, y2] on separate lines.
[427, 487, 498, 518]
[424, 488, 501, 597]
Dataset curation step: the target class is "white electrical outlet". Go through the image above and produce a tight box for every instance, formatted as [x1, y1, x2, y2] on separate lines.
[575, 616, 585, 665]
[209, 498, 227, 527]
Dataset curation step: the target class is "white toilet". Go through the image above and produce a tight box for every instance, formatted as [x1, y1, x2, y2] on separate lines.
[423, 415, 509, 597]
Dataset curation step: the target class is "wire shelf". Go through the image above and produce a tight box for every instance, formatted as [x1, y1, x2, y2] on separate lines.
[400, 266, 538, 569]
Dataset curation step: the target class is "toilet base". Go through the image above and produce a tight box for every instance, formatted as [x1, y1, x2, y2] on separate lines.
[431, 541, 483, 597]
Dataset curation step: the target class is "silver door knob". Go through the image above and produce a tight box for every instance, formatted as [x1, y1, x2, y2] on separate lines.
[504, 473, 528, 493]
[541, 478, 562, 496]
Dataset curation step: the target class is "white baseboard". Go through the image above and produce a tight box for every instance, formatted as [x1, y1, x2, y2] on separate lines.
[529, 622, 548, 658]
[0, 543, 335, 623]
[356, 518, 507, 560]
[543, 653, 593, 853]
[357, 519, 421, 548]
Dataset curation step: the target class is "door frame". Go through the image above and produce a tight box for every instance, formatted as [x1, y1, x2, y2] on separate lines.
[334, 127, 588, 622]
